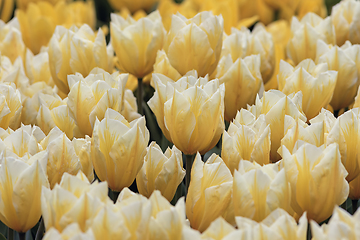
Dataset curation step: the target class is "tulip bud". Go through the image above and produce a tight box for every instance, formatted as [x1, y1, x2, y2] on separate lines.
[111, 11, 165, 78]
[282, 143, 349, 223]
[108, 0, 158, 13]
[0, 154, 49, 233]
[222, 110, 270, 174]
[201, 217, 235, 240]
[216, 54, 263, 121]
[136, 142, 185, 201]
[0, 0, 13, 22]
[163, 11, 223, 77]
[0, 18, 25, 63]
[91, 109, 149, 192]
[153, 50, 182, 81]
[48, 25, 113, 94]
[0, 83, 23, 130]
[0, 55, 29, 90]
[287, 13, 335, 65]
[331, 0, 360, 46]
[43, 224, 95, 240]
[248, 90, 306, 162]
[278, 59, 337, 120]
[233, 161, 293, 222]
[316, 40, 359, 110]
[186, 153, 233, 232]
[24, 49, 54, 86]
[309, 108, 336, 136]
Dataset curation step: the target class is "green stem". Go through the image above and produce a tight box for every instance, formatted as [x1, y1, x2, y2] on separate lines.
[19, 232, 25, 240]
[35, 218, 45, 240]
[185, 154, 195, 197]
[8, 228, 13, 240]
[110, 189, 120, 203]
[137, 77, 143, 115]
[353, 199, 358, 214]
[341, 200, 347, 210]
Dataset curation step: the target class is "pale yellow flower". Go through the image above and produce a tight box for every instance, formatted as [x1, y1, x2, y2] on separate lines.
[0, 18, 26, 63]
[349, 174, 360, 200]
[0, 0, 14, 22]
[43, 224, 95, 240]
[108, 0, 158, 13]
[200, 217, 235, 240]
[0, 83, 23, 130]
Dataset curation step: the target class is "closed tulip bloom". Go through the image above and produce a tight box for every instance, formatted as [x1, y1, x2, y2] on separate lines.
[0, 154, 49, 233]
[326, 108, 360, 182]
[200, 217, 235, 240]
[66, 71, 132, 137]
[309, 108, 336, 136]
[108, 0, 158, 13]
[162, 76, 224, 155]
[297, 0, 327, 19]
[216, 54, 263, 121]
[222, 110, 270, 174]
[153, 50, 182, 81]
[311, 206, 360, 240]
[248, 90, 306, 162]
[111, 11, 165, 78]
[186, 153, 233, 232]
[48, 25, 113, 94]
[163, 11, 223, 77]
[287, 13, 335, 65]
[222, 25, 275, 83]
[16, 0, 65, 10]
[24, 50, 54, 86]
[0, 0, 14, 22]
[0, 83, 23, 130]
[278, 59, 337, 120]
[0, 19, 26, 63]
[0, 54, 30, 91]
[41, 172, 110, 232]
[233, 161, 293, 222]
[136, 142, 185, 201]
[282, 143, 349, 223]
[43, 224, 95, 240]
[91, 109, 149, 192]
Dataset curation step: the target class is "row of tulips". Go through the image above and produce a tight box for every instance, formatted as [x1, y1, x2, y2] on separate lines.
[1, 0, 360, 239]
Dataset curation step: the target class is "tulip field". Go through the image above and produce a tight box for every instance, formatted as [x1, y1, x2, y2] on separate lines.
[2, 0, 360, 239]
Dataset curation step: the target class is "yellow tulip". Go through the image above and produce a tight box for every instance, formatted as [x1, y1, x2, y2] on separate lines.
[0, 19, 26, 63]
[349, 174, 360, 200]
[263, 0, 299, 21]
[16, 0, 66, 10]
[66, 71, 132, 137]
[326, 108, 360, 182]
[91, 109, 149, 192]
[163, 11, 223, 77]
[108, 0, 158, 13]
[43, 224, 95, 240]
[248, 90, 306, 162]
[233, 161, 293, 222]
[0, 57, 30, 93]
[24, 50, 54, 86]
[48, 25, 113, 94]
[186, 153, 233, 232]
[238, 0, 273, 25]
[136, 141, 185, 201]
[222, 109, 270, 174]
[232, 208, 308, 240]
[316, 40, 359, 110]
[286, 13, 335, 65]
[200, 217, 235, 240]
[65, 0, 95, 30]
[150, 75, 224, 155]
[222, 25, 275, 84]
[153, 50, 182, 81]
[297, 0, 327, 19]
[278, 59, 337, 120]
[216, 54, 263, 121]
[0, 154, 49, 233]
[331, 0, 360, 46]
[0, 0, 14, 22]
[282, 143, 349, 223]
[41, 171, 110, 232]
[111, 10, 165, 78]
[0, 83, 23, 130]
[311, 206, 360, 240]
[309, 108, 336, 136]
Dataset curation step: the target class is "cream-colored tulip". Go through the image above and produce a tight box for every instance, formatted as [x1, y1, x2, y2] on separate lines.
[282, 143, 349, 223]
[309, 108, 336, 136]
[153, 50, 182, 81]
[0, 154, 49, 233]
[66, 71, 133, 137]
[0, 83, 23, 130]
[91, 109, 149, 192]
[111, 10, 165, 78]
[163, 11, 223, 77]
[48, 25, 113, 94]
[24, 49, 54, 86]
[233, 161, 293, 222]
[311, 206, 360, 240]
[200, 217, 235, 240]
[108, 0, 158, 13]
[43, 224, 95, 240]
[0, 18, 25, 63]
[41, 171, 110, 232]
[316, 40, 358, 110]
[222, 24, 275, 83]
[287, 13, 335, 65]
[222, 109, 270, 174]
[326, 108, 360, 182]
[216, 54, 263, 121]
[136, 142, 185, 201]
[186, 153, 233, 232]
[331, 0, 360, 46]
[278, 59, 337, 120]
[248, 90, 306, 162]
[16, 0, 67, 10]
